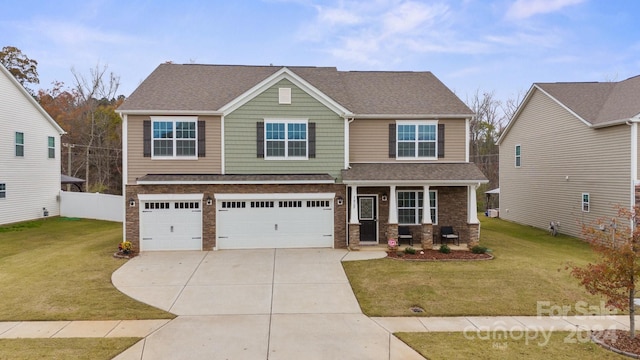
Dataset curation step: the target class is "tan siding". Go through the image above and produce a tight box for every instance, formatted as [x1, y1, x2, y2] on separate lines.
[499, 89, 631, 239]
[126, 115, 222, 184]
[349, 118, 467, 163]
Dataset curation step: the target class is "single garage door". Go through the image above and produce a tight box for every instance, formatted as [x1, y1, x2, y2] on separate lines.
[216, 194, 334, 249]
[139, 195, 203, 251]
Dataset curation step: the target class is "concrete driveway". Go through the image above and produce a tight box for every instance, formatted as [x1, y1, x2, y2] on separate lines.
[111, 248, 424, 360]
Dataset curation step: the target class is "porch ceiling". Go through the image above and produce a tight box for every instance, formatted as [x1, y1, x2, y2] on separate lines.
[342, 163, 488, 185]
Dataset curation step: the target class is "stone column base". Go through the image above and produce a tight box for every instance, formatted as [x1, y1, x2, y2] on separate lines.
[387, 223, 399, 243]
[421, 223, 433, 249]
[467, 223, 480, 248]
[349, 223, 361, 250]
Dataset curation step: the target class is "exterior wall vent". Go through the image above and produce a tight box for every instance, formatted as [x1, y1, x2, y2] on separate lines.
[279, 88, 291, 105]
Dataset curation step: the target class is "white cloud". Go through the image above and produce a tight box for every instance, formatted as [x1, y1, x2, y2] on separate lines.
[506, 0, 585, 20]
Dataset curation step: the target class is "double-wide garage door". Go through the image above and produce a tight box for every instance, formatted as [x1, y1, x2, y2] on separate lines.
[139, 193, 335, 251]
[216, 194, 334, 249]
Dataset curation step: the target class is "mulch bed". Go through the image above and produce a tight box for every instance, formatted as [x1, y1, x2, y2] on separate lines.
[592, 330, 640, 358]
[386, 249, 493, 261]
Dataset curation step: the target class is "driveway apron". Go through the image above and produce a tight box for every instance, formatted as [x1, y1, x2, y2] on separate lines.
[112, 248, 423, 360]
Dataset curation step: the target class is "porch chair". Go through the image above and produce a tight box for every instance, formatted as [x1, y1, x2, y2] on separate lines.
[397, 226, 414, 246]
[440, 226, 459, 246]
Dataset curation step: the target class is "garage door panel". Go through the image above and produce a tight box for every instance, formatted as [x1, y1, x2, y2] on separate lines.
[216, 196, 334, 249]
[140, 200, 202, 251]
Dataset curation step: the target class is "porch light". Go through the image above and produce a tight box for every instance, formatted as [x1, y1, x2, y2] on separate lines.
[206, 196, 213, 206]
[336, 196, 344, 206]
[129, 198, 136, 207]
[381, 193, 388, 202]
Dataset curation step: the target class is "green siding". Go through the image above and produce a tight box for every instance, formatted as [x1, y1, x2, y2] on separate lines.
[225, 79, 345, 180]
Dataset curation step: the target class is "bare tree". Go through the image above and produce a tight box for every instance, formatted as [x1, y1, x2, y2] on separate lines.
[71, 64, 121, 192]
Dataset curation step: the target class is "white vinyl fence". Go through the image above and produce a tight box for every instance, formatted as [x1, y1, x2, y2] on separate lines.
[60, 191, 123, 222]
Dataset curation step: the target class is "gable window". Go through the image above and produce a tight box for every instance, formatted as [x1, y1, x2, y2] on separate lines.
[151, 117, 197, 158]
[396, 121, 437, 159]
[515, 145, 521, 167]
[48, 136, 55, 159]
[15, 132, 24, 157]
[397, 190, 437, 225]
[0, 183, 5, 199]
[582, 193, 590, 212]
[265, 119, 307, 159]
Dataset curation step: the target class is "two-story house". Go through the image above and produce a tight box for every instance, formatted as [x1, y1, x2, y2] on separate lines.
[498, 75, 640, 239]
[118, 64, 487, 252]
[0, 63, 65, 225]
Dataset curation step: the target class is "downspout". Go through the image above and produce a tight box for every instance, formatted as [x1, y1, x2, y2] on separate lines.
[629, 121, 637, 220]
[120, 113, 128, 242]
[465, 117, 471, 163]
[221, 115, 226, 175]
[344, 116, 355, 247]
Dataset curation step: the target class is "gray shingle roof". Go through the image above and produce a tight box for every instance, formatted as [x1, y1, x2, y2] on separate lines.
[119, 64, 473, 116]
[342, 163, 488, 182]
[536, 75, 640, 125]
[137, 173, 335, 183]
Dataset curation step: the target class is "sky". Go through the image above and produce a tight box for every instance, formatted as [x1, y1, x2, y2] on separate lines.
[1, 0, 638, 107]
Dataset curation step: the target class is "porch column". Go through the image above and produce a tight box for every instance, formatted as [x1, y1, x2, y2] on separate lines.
[468, 184, 480, 224]
[349, 185, 359, 224]
[422, 185, 432, 224]
[388, 185, 398, 224]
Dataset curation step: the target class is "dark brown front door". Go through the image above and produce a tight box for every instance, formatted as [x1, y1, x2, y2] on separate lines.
[359, 196, 377, 242]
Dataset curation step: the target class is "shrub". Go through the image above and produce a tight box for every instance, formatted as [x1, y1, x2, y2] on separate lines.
[471, 245, 488, 254]
[118, 241, 133, 254]
[404, 246, 416, 254]
[439, 244, 451, 254]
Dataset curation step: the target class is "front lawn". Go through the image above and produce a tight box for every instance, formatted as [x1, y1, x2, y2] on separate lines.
[342, 216, 605, 316]
[396, 332, 627, 360]
[0, 338, 141, 360]
[0, 218, 174, 321]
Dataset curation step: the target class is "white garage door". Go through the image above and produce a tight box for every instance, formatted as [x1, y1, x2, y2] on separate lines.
[139, 196, 203, 251]
[216, 194, 334, 249]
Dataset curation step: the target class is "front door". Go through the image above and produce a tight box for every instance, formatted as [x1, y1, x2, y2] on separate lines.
[358, 196, 377, 242]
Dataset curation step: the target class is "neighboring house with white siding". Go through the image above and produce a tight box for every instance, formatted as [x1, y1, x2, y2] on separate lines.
[0, 64, 65, 225]
[497, 75, 640, 238]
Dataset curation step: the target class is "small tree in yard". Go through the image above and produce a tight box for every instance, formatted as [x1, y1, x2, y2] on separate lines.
[569, 206, 640, 338]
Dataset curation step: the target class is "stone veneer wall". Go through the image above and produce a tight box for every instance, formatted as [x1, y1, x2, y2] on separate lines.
[126, 183, 347, 251]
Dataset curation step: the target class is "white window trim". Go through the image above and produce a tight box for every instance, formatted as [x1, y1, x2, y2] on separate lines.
[150, 116, 198, 160]
[397, 190, 438, 225]
[48, 136, 55, 159]
[582, 193, 590, 212]
[15, 131, 24, 157]
[396, 120, 438, 160]
[264, 118, 309, 160]
[0, 182, 6, 199]
[515, 144, 521, 168]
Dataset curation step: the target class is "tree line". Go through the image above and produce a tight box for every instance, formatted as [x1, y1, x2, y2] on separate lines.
[1, 45, 519, 197]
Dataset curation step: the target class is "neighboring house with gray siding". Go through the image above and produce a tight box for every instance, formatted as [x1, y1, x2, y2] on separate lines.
[118, 64, 487, 252]
[498, 75, 640, 238]
[0, 63, 65, 225]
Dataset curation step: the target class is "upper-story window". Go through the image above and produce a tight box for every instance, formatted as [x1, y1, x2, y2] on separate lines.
[0, 183, 5, 199]
[15, 132, 24, 157]
[515, 144, 521, 168]
[396, 121, 437, 159]
[582, 193, 590, 212]
[48, 136, 55, 159]
[265, 119, 308, 159]
[152, 118, 197, 158]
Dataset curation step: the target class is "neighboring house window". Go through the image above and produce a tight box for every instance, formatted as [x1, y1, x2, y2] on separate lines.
[151, 118, 197, 158]
[15, 132, 24, 157]
[48, 136, 55, 159]
[0, 183, 5, 199]
[265, 120, 308, 159]
[515, 145, 521, 167]
[582, 193, 590, 212]
[397, 190, 437, 224]
[396, 121, 437, 159]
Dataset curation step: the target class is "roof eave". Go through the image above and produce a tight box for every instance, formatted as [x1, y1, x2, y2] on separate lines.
[351, 113, 474, 120]
[118, 109, 225, 116]
[342, 179, 489, 186]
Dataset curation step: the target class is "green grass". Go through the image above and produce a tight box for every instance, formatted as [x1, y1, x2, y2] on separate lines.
[0, 338, 141, 360]
[343, 216, 606, 316]
[396, 332, 627, 360]
[0, 217, 174, 321]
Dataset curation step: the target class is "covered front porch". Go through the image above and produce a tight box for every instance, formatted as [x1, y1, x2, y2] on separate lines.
[342, 163, 489, 250]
